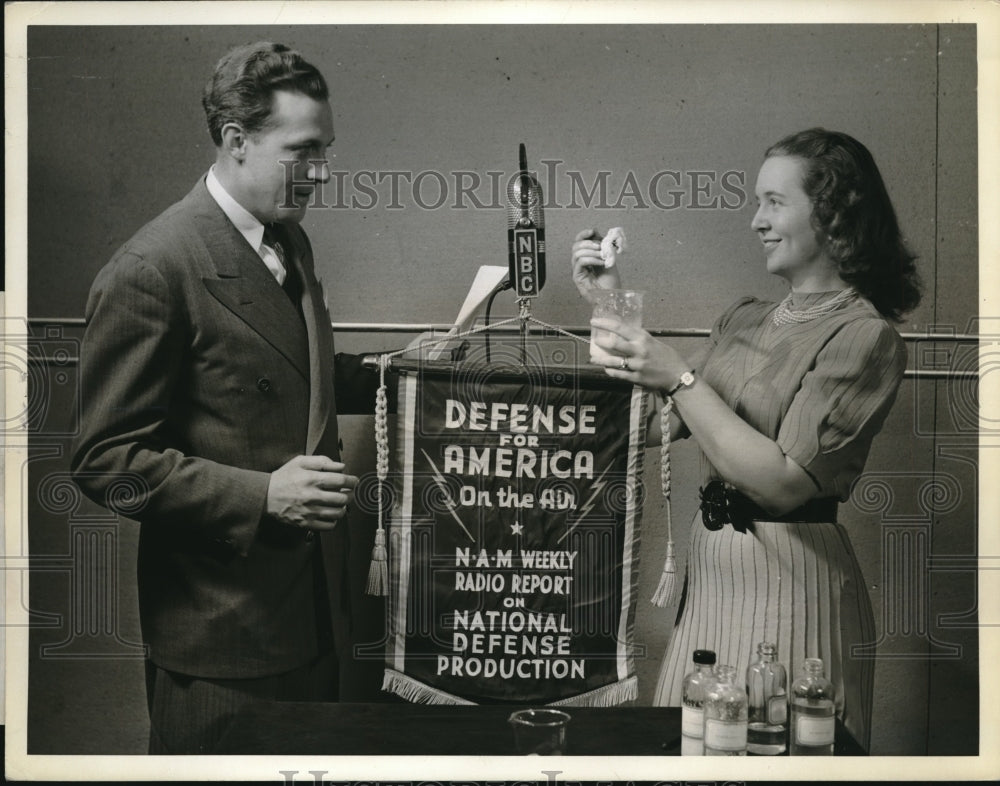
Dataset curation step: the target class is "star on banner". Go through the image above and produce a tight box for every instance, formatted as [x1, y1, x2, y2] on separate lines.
[510, 521, 524, 535]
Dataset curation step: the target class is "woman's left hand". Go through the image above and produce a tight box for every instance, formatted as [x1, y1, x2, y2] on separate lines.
[590, 316, 688, 391]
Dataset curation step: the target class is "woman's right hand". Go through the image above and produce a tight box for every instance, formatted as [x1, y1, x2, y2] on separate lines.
[571, 228, 622, 303]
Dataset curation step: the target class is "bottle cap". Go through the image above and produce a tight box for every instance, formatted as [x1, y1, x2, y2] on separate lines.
[693, 649, 716, 665]
[803, 657, 825, 673]
[714, 664, 737, 681]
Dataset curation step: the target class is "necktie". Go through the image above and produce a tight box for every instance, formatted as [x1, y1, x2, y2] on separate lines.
[260, 225, 288, 285]
[263, 224, 303, 317]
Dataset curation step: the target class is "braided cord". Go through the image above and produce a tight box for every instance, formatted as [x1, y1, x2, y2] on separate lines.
[375, 359, 390, 505]
[660, 397, 673, 540]
[649, 394, 680, 608]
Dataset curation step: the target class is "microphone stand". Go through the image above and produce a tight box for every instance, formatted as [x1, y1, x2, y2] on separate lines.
[483, 279, 512, 364]
[518, 297, 530, 366]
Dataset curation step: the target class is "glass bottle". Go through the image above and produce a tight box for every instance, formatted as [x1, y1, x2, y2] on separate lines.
[703, 664, 748, 756]
[790, 657, 835, 755]
[746, 641, 788, 755]
[680, 649, 717, 756]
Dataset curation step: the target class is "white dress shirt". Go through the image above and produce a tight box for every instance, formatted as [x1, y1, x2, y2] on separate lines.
[205, 166, 287, 284]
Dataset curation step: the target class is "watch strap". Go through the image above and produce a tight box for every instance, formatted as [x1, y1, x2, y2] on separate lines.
[665, 370, 695, 397]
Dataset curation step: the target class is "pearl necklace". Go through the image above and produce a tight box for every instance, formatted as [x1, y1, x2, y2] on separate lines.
[771, 287, 858, 326]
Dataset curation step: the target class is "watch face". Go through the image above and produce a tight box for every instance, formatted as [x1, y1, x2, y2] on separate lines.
[666, 371, 695, 397]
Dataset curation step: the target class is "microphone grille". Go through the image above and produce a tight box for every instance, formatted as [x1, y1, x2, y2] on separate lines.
[507, 175, 544, 230]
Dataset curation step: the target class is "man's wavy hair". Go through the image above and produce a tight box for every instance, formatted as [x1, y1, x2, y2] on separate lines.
[202, 42, 328, 147]
[765, 128, 922, 321]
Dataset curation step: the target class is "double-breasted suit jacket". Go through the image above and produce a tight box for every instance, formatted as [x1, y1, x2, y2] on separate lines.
[72, 177, 351, 679]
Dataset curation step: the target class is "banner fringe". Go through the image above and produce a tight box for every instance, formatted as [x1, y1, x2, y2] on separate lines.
[382, 669, 475, 705]
[382, 670, 637, 708]
[549, 675, 638, 707]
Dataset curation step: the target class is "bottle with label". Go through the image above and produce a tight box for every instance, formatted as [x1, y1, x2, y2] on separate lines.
[790, 657, 835, 755]
[703, 664, 748, 756]
[680, 649, 717, 756]
[746, 641, 788, 755]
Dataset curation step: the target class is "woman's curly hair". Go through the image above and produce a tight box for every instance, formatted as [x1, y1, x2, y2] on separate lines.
[766, 128, 922, 321]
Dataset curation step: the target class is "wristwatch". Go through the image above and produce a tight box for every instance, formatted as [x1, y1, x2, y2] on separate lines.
[665, 370, 695, 397]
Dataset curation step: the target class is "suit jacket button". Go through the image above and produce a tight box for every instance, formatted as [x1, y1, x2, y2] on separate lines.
[256, 377, 272, 393]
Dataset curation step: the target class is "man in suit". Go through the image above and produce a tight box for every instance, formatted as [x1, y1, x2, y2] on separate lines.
[71, 42, 364, 754]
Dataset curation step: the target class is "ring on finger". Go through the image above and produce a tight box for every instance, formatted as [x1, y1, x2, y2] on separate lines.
[618, 357, 630, 371]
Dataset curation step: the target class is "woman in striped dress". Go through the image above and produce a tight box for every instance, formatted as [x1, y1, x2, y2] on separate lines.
[572, 128, 922, 751]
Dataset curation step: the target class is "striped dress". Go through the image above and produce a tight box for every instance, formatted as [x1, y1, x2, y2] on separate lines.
[652, 291, 907, 752]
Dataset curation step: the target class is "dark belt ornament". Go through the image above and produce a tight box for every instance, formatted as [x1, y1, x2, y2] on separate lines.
[699, 479, 838, 533]
[699, 480, 752, 533]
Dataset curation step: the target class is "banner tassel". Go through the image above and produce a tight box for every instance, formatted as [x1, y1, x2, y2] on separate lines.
[365, 527, 388, 596]
[366, 362, 391, 596]
[651, 396, 678, 608]
[651, 540, 678, 608]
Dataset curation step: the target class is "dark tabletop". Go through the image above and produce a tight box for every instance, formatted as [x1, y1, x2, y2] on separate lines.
[215, 701, 866, 757]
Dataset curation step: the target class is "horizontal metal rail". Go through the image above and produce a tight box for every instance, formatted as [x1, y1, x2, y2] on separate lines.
[22, 317, 986, 343]
[20, 318, 983, 379]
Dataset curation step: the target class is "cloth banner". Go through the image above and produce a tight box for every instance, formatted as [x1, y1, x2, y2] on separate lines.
[382, 361, 647, 706]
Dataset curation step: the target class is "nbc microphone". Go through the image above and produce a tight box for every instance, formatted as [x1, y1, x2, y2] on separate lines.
[507, 143, 546, 298]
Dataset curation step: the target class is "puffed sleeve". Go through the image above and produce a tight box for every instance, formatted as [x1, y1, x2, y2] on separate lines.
[709, 296, 759, 346]
[776, 317, 907, 500]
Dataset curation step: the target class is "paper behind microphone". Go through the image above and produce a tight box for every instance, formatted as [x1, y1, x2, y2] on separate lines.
[507, 143, 546, 298]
